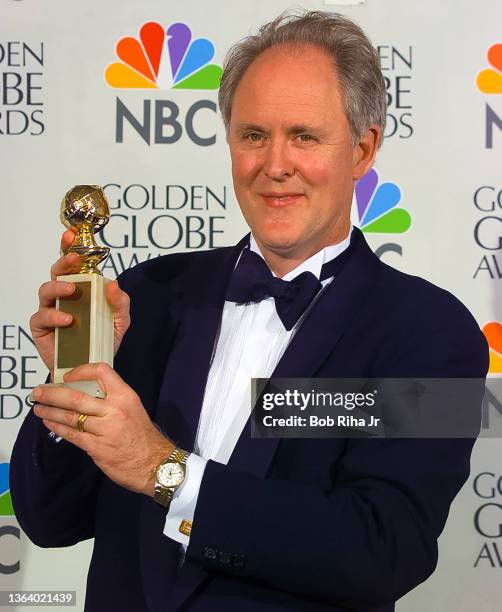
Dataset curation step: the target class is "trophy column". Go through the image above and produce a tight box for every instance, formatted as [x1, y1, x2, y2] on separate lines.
[53, 185, 114, 398]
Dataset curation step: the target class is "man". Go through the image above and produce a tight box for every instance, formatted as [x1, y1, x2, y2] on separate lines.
[10, 11, 488, 612]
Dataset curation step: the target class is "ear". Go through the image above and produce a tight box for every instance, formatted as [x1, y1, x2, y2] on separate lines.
[352, 125, 380, 181]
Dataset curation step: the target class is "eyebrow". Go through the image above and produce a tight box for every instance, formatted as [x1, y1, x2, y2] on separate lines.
[234, 123, 324, 136]
[288, 124, 325, 138]
[234, 123, 268, 135]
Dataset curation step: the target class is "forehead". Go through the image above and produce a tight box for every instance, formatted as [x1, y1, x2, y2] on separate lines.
[230, 43, 345, 126]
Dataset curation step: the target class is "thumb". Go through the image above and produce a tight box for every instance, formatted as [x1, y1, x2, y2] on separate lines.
[106, 281, 130, 352]
[60, 228, 77, 254]
[106, 280, 130, 318]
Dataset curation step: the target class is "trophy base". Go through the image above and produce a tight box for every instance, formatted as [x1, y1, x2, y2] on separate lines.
[28, 380, 106, 403]
[54, 273, 114, 386]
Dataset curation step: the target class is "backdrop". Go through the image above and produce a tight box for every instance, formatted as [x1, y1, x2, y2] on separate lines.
[1, 0, 502, 610]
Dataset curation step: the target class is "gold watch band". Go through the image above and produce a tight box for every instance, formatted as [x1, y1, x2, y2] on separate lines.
[168, 447, 189, 465]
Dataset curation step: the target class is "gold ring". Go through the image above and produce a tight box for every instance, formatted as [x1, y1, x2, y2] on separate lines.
[76, 413, 88, 432]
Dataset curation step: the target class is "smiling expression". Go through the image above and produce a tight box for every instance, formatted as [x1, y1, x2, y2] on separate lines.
[228, 43, 377, 273]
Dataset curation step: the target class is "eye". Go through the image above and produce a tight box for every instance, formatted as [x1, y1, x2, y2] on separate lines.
[296, 134, 315, 143]
[245, 132, 264, 142]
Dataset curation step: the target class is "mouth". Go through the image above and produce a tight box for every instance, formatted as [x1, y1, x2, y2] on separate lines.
[260, 193, 304, 207]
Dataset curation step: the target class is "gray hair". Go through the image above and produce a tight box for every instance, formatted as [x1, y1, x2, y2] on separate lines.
[218, 10, 387, 147]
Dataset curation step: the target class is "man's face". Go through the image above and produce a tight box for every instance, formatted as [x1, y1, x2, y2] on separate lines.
[228, 44, 373, 266]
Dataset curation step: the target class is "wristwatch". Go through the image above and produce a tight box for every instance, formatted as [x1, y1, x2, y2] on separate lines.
[153, 447, 189, 509]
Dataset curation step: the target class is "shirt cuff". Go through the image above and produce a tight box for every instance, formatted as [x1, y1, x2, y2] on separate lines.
[162, 453, 207, 546]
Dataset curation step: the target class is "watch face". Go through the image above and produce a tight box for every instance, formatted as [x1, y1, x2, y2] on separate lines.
[157, 462, 184, 488]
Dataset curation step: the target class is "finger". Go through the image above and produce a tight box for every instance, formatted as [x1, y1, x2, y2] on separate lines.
[38, 279, 76, 308]
[31, 385, 104, 416]
[64, 362, 128, 396]
[34, 404, 101, 436]
[40, 417, 94, 453]
[60, 229, 77, 253]
[30, 307, 73, 335]
[106, 280, 130, 317]
[50, 252, 81, 281]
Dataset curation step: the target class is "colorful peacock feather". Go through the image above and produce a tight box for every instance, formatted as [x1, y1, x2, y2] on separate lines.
[105, 22, 222, 90]
[355, 168, 411, 233]
[483, 321, 502, 373]
[477, 44, 502, 94]
[0, 464, 14, 516]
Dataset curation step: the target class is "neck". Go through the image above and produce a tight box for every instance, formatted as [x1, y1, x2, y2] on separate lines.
[252, 225, 351, 278]
[260, 251, 313, 278]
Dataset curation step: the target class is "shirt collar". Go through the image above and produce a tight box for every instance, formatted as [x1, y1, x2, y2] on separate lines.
[249, 226, 353, 281]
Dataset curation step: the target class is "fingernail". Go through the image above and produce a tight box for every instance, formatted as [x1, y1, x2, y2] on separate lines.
[64, 283, 75, 293]
[32, 388, 41, 400]
[62, 314, 72, 324]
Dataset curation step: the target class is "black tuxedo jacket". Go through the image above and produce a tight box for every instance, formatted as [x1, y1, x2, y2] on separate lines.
[10, 229, 488, 611]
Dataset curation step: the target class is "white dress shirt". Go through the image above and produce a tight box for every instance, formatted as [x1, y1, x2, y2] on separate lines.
[163, 229, 352, 547]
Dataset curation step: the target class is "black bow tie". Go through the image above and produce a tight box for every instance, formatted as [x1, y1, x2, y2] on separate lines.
[225, 245, 349, 331]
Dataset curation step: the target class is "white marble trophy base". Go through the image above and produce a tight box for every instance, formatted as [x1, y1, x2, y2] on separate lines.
[52, 273, 114, 398]
[28, 380, 106, 403]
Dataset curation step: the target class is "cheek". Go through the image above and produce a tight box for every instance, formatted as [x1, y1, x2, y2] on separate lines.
[231, 151, 261, 185]
[296, 154, 353, 191]
[296, 158, 335, 188]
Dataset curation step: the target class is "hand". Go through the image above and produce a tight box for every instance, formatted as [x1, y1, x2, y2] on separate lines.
[31, 363, 174, 496]
[30, 230, 130, 375]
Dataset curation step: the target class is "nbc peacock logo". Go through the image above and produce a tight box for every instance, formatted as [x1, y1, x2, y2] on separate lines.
[482, 322, 502, 374]
[477, 44, 502, 94]
[477, 44, 502, 148]
[0, 463, 14, 516]
[355, 168, 411, 233]
[105, 22, 222, 90]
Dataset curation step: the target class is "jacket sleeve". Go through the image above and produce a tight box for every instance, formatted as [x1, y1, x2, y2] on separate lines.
[186, 300, 488, 608]
[9, 404, 101, 548]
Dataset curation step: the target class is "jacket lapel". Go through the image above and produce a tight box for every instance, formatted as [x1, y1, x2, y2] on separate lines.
[154, 236, 249, 449]
[140, 237, 247, 610]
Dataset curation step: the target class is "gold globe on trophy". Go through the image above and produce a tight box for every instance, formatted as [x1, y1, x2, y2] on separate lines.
[60, 185, 110, 274]
[53, 186, 114, 398]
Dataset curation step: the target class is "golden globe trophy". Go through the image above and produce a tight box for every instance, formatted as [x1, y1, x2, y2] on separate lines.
[53, 185, 114, 398]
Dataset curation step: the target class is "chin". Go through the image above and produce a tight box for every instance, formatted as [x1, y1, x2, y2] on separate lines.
[254, 225, 304, 254]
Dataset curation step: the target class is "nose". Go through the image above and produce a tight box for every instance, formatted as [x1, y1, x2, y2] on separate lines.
[263, 139, 294, 180]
